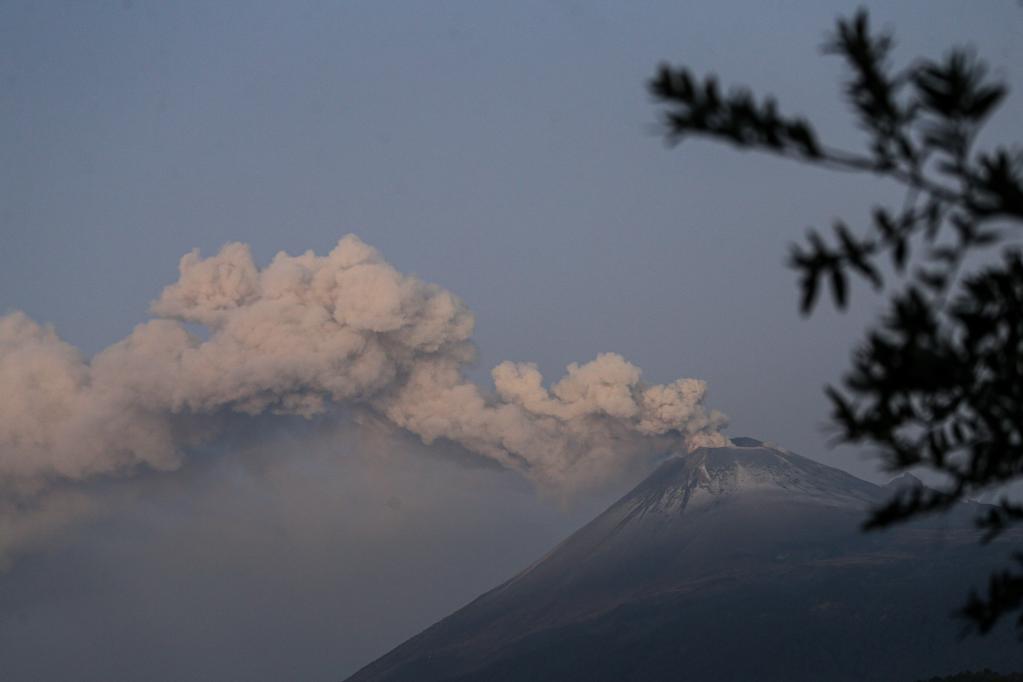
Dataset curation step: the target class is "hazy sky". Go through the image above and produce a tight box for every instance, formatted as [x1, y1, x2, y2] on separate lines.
[2, 2, 1022, 680]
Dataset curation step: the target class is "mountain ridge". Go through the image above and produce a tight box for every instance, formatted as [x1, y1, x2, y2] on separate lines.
[346, 440, 1023, 682]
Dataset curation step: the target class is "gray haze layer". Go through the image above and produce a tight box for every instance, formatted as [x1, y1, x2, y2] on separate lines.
[0, 415, 609, 680]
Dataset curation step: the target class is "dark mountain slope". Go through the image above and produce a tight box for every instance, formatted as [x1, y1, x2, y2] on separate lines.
[347, 441, 1023, 682]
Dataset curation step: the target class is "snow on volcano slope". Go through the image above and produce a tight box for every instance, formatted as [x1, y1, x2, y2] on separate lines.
[346, 441, 1021, 682]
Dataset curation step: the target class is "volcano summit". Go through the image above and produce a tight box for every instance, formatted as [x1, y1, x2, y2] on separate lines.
[347, 440, 1023, 682]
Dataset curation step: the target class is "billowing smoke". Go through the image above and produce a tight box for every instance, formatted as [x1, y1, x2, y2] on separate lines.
[0, 235, 726, 558]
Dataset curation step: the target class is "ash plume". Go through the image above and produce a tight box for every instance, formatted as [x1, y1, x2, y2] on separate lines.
[0, 235, 727, 559]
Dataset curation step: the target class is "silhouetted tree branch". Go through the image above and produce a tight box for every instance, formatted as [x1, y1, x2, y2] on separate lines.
[651, 9, 1023, 635]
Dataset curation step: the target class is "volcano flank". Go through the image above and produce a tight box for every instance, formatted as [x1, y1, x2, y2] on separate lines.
[347, 440, 1023, 681]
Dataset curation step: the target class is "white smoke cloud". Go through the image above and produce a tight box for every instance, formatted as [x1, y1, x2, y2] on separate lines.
[0, 235, 726, 558]
[382, 353, 726, 489]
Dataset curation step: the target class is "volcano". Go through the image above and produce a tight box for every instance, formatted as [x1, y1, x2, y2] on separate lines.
[346, 440, 1023, 681]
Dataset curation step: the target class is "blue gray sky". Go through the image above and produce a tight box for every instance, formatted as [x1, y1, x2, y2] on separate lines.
[1, 2, 1022, 680]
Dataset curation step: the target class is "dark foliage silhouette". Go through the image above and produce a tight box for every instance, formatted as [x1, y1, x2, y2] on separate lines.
[650, 10, 1023, 634]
